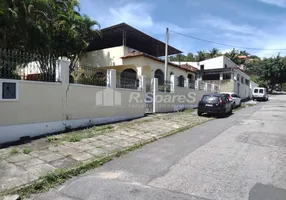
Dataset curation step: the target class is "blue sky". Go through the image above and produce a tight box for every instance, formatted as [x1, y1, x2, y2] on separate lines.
[80, 0, 286, 57]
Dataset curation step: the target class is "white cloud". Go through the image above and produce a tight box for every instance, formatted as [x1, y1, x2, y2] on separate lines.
[259, 0, 286, 7]
[84, 1, 196, 53]
[195, 14, 286, 57]
[200, 15, 265, 36]
[108, 3, 154, 28]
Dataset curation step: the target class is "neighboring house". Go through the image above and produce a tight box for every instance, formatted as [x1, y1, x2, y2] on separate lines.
[79, 23, 197, 88]
[172, 56, 236, 70]
[194, 56, 252, 99]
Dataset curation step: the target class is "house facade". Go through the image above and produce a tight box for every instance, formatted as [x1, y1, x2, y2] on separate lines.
[188, 56, 252, 99]
[79, 23, 196, 88]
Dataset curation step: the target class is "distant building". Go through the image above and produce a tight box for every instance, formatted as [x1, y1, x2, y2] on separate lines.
[173, 56, 254, 99]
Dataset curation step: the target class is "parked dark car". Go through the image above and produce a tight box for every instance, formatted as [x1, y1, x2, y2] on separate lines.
[197, 94, 233, 117]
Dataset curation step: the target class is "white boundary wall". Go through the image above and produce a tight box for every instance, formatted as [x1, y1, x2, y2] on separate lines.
[0, 61, 145, 143]
[153, 76, 208, 113]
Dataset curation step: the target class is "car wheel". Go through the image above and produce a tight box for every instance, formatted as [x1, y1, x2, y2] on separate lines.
[229, 107, 233, 114]
[220, 109, 227, 118]
[197, 111, 203, 116]
[232, 102, 236, 108]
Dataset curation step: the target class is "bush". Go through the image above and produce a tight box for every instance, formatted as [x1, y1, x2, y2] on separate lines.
[77, 73, 106, 86]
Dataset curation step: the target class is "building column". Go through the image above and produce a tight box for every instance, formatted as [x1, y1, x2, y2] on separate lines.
[170, 74, 177, 93]
[136, 66, 143, 77]
[220, 73, 223, 80]
[153, 78, 158, 113]
[107, 69, 116, 89]
[57, 60, 70, 85]
[139, 76, 147, 92]
[184, 78, 189, 88]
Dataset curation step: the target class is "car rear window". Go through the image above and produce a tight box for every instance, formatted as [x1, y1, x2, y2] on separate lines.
[202, 95, 219, 103]
[254, 89, 258, 93]
[259, 89, 264, 94]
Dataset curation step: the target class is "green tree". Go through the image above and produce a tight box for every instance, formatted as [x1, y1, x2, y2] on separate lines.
[245, 55, 286, 92]
[196, 51, 206, 61]
[0, 0, 100, 74]
[209, 48, 220, 58]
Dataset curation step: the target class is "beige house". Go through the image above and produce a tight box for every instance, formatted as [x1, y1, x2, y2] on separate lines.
[79, 23, 196, 87]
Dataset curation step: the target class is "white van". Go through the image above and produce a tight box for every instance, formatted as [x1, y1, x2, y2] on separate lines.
[252, 87, 268, 101]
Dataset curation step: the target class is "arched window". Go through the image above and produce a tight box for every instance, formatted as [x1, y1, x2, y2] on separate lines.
[178, 75, 185, 87]
[187, 74, 193, 81]
[187, 74, 194, 88]
[154, 69, 164, 85]
[120, 68, 138, 89]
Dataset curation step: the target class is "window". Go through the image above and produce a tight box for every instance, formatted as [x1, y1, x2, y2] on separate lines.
[245, 79, 250, 86]
[202, 95, 219, 103]
[177, 75, 185, 87]
[241, 77, 244, 84]
[2, 82, 16, 99]
[254, 89, 258, 93]
[154, 69, 164, 85]
[231, 94, 240, 98]
[223, 73, 231, 80]
[200, 65, 204, 70]
[237, 74, 240, 81]
[224, 64, 228, 68]
[259, 89, 264, 94]
[202, 74, 220, 80]
[221, 95, 228, 102]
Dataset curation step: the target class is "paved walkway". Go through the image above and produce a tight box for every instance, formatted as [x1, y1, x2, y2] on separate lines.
[29, 95, 286, 200]
[0, 111, 210, 194]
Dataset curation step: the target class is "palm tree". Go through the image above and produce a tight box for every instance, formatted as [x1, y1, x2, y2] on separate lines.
[196, 51, 206, 62]
[209, 48, 220, 58]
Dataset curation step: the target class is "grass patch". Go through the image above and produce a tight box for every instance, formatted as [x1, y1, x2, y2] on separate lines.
[46, 136, 58, 142]
[10, 148, 19, 155]
[183, 108, 194, 113]
[60, 125, 113, 143]
[22, 148, 32, 154]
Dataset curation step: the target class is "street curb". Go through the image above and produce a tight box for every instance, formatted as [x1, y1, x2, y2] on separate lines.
[0, 117, 212, 198]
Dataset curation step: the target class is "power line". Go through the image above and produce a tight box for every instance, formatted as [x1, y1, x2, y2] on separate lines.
[169, 30, 286, 51]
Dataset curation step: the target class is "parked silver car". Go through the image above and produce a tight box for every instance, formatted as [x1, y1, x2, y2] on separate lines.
[221, 92, 242, 108]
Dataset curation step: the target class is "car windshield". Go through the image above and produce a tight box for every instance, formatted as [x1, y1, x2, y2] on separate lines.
[254, 89, 258, 93]
[202, 95, 219, 103]
[259, 89, 264, 94]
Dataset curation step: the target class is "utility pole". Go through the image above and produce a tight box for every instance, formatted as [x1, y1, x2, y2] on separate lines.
[164, 28, 169, 83]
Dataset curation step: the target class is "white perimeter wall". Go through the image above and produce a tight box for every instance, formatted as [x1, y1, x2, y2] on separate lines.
[154, 88, 206, 113]
[0, 79, 145, 143]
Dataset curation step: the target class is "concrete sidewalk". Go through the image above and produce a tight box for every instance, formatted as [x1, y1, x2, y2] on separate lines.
[0, 111, 210, 195]
[27, 95, 286, 200]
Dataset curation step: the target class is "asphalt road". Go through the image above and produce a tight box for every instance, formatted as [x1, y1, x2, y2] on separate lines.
[33, 94, 286, 200]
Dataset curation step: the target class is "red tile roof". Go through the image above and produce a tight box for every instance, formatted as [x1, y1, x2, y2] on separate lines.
[179, 64, 198, 73]
[121, 52, 197, 73]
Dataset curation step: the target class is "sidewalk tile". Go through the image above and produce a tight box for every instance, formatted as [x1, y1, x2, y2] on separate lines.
[26, 163, 56, 177]
[50, 157, 79, 168]
[6, 154, 32, 163]
[71, 152, 94, 162]
[87, 148, 108, 157]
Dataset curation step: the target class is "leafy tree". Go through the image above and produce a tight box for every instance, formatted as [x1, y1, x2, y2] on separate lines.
[0, 0, 100, 74]
[245, 55, 286, 92]
[186, 53, 196, 61]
